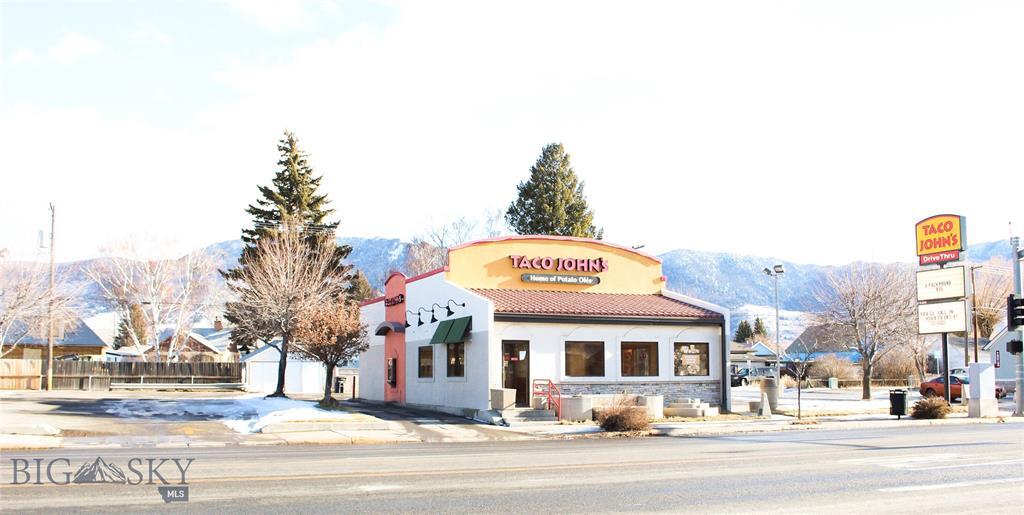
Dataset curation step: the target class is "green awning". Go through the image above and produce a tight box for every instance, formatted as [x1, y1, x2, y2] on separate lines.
[430, 316, 472, 344]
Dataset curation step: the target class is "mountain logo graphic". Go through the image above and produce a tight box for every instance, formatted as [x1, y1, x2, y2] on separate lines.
[72, 457, 128, 484]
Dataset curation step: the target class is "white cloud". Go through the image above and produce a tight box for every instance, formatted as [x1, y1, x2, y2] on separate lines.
[47, 31, 103, 64]
[10, 48, 40, 64]
[128, 20, 172, 46]
[224, 0, 323, 33]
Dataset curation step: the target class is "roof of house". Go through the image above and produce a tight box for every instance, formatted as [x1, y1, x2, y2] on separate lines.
[157, 326, 234, 354]
[190, 328, 233, 353]
[787, 324, 859, 355]
[3, 317, 106, 347]
[470, 289, 722, 320]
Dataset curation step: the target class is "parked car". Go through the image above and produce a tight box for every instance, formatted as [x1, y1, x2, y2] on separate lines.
[731, 367, 777, 386]
[919, 375, 1006, 400]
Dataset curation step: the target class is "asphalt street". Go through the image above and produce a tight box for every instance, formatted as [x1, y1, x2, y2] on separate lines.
[1, 424, 1022, 513]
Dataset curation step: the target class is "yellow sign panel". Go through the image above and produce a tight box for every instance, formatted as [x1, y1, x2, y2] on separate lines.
[915, 214, 965, 257]
[445, 236, 665, 294]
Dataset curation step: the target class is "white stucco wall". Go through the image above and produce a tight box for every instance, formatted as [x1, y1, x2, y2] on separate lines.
[492, 321, 724, 384]
[359, 299, 386, 402]
[359, 273, 496, 411]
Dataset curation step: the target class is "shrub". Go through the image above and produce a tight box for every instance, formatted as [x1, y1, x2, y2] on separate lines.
[779, 376, 797, 389]
[911, 397, 951, 419]
[809, 355, 858, 380]
[874, 348, 918, 379]
[597, 406, 651, 432]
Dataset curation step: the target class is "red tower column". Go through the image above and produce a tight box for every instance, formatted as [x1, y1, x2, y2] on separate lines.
[383, 272, 407, 403]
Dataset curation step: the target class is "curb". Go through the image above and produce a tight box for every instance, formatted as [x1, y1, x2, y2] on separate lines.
[653, 415, 1024, 437]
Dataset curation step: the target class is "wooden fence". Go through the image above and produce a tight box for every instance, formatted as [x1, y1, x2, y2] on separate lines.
[0, 360, 242, 391]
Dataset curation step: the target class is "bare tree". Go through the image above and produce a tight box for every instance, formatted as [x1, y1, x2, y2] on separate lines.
[815, 264, 917, 399]
[87, 237, 218, 361]
[293, 299, 369, 407]
[225, 220, 347, 397]
[0, 261, 79, 358]
[972, 258, 1013, 338]
[404, 215, 505, 276]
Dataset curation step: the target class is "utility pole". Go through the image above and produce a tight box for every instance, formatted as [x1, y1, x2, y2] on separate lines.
[1011, 236, 1022, 417]
[969, 265, 982, 364]
[46, 203, 55, 391]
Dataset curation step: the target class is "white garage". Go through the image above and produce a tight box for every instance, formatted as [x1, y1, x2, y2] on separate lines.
[241, 344, 359, 397]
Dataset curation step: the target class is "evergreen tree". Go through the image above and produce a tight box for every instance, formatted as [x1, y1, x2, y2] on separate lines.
[112, 303, 147, 350]
[348, 270, 377, 303]
[753, 317, 768, 337]
[505, 143, 602, 238]
[222, 130, 352, 396]
[733, 320, 754, 343]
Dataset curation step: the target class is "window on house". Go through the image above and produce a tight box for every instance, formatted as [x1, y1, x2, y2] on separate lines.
[418, 346, 433, 378]
[621, 342, 659, 377]
[447, 342, 465, 377]
[565, 341, 605, 377]
[674, 342, 709, 376]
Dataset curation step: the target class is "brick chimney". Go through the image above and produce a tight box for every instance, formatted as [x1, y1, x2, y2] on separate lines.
[214, 318, 224, 331]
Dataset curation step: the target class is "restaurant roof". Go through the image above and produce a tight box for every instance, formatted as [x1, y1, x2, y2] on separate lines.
[471, 289, 722, 320]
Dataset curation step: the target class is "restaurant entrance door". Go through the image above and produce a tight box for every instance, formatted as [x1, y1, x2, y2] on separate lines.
[502, 340, 530, 407]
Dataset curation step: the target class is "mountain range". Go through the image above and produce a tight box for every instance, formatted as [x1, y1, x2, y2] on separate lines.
[45, 236, 1015, 342]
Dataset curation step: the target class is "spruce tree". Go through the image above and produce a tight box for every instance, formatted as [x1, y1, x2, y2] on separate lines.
[348, 270, 376, 303]
[505, 143, 603, 238]
[753, 317, 768, 337]
[223, 130, 352, 397]
[733, 320, 754, 343]
[112, 304, 147, 350]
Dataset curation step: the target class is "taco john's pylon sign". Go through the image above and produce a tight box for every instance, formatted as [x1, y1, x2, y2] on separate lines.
[915, 214, 966, 266]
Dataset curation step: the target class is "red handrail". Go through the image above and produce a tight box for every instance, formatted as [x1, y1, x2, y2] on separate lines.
[531, 379, 561, 419]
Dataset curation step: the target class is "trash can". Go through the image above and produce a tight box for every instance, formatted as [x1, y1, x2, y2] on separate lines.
[889, 389, 908, 420]
[759, 377, 779, 411]
[827, 377, 838, 389]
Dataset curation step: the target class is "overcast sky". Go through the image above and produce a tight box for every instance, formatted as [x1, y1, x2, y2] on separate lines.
[1, 0, 1021, 265]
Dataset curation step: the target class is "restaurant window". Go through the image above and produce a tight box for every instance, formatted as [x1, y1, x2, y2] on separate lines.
[674, 342, 709, 376]
[418, 346, 433, 378]
[565, 341, 605, 377]
[621, 342, 659, 377]
[447, 342, 465, 378]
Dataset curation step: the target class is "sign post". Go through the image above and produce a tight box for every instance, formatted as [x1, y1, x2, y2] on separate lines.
[915, 214, 967, 404]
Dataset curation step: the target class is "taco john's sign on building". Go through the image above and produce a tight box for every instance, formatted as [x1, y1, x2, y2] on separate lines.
[915, 214, 966, 265]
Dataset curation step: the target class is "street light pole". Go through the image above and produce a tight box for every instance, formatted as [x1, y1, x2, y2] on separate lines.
[774, 273, 781, 381]
[1011, 236, 1022, 417]
[763, 265, 785, 382]
[46, 204, 55, 391]
[969, 265, 982, 364]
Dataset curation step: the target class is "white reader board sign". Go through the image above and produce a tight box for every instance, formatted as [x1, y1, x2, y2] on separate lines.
[918, 300, 967, 334]
[916, 266, 965, 302]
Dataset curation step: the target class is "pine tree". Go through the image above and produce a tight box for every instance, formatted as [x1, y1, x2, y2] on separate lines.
[733, 320, 754, 343]
[112, 304, 147, 350]
[753, 317, 768, 337]
[222, 130, 352, 397]
[348, 270, 377, 303]
[505, 143, 602, 238]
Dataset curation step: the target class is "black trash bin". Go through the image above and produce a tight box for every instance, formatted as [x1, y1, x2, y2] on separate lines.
[890, 389, 908, 420]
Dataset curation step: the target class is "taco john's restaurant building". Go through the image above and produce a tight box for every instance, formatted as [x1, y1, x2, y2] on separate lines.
[359, 236, 731, 419]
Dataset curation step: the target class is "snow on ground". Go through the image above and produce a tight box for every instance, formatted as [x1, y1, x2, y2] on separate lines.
[731, 386, 898, 413]
[104, 395, 357, 433]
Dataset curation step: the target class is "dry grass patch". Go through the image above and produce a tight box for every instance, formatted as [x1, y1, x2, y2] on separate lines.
[911, 397, 951, 419]
[597, 406, 651, 432]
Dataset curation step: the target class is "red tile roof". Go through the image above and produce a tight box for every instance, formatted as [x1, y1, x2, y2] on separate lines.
[470, 289, 722, 320]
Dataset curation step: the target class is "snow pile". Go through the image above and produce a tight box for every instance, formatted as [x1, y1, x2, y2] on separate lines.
[104, 395, 356, 433]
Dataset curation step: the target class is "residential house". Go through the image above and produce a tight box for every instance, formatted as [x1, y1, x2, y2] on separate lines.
[786, 324, 861, 363]
[1, 317, 107, 360]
